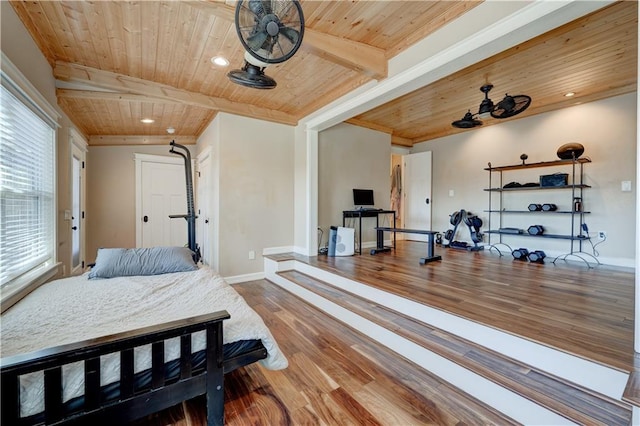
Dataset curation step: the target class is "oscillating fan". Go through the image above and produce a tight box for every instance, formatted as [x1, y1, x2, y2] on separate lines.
[228, 0, 305, 89]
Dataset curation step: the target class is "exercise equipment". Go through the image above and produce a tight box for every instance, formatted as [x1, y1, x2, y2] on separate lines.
[528, 250, 546, 263]
[443, 209, 484, 251]
[527, 225, 545, 236]
[528, 203, 542, 211]
[169, 141, 201, 263]
[512, 247, 529, 260]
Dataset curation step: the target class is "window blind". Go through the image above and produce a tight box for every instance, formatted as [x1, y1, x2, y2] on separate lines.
[0, 84, 55, 287]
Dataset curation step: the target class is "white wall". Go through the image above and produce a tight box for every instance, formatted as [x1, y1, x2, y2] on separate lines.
[86, 145, 182, 263]
[318, 123, 392, 248]
[197, 113, 295, 278]
[411, 93, 637, 266]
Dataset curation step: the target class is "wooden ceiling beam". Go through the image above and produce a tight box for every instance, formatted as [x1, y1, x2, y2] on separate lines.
[88, 135, 197, 146]
[345, 117, 394, 135]
[53, 61, 298, 125]
[391, 135, 413, 147]
[302, 30, 387, 80]
[56, 89, 185, 104]
[345, 117, 412, 147]
[191, 0, 387, 79]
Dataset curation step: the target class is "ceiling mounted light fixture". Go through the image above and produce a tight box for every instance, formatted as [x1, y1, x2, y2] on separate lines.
[167, 126, 175, 134]
[452, 84, 532, 129]
[451, 110, 483, 129]
[141, 118, 154, 124]
[211, 56, 229, 67]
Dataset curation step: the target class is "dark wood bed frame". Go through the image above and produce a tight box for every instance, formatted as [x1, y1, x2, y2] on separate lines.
[1, 311, 268, 426]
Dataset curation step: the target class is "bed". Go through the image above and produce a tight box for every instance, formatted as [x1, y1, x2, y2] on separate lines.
[0, 247, 288, 425]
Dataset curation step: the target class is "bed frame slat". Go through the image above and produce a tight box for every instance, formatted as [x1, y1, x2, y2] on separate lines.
[84, 357, 100, 409]
[180, 335, 192, 379]
[1, 311, 230, 425]
[121, 348, 134, 398]
[44, 367, 63, 423]
[206, 323, 224, 426]
[1, 371, 20, 424]
[151, 341, 165, 389]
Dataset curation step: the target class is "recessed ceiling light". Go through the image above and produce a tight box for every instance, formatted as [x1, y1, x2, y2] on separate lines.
[211, 56, 230, 67]
[564, 92, 576, 97]
[141, 118, 155, 124]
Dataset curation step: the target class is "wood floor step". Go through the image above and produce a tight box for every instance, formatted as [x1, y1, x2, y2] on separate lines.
[277, 269, 632, 426]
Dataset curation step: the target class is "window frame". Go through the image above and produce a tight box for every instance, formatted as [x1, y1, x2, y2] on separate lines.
[0, 52, 60, 312]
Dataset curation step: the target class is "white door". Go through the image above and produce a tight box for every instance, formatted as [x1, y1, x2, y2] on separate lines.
[136, 155, 188, 248]
[403, 151, 432, 242]
[70, 140, 86, 275]
[196, 153, 211, 265]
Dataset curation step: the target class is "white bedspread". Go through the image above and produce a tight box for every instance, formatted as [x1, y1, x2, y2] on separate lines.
[1, 266, 287, 417]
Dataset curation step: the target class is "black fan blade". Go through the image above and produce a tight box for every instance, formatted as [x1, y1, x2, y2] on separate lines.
[247, 31, 269, 51]
[491, 94, 531, 118]
[248, 0, 269, 17]
[262, 0, 273, 14]
[280, 26, 300, 45]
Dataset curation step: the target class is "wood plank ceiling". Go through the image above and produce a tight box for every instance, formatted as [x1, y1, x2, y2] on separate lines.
[9, 1, 637, 147]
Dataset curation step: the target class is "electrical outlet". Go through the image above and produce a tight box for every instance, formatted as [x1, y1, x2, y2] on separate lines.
[598, 231, 607, 240]
[248, 250, 255, 260]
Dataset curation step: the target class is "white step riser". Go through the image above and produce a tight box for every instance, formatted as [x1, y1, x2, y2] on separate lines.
[265, 257, 629, 424]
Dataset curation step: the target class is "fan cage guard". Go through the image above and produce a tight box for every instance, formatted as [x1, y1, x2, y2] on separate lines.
[236, 0, 305, 64]
[491, 94, 532, 119]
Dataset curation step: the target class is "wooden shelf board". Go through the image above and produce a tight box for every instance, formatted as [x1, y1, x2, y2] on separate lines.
[484, 158, 591, 172]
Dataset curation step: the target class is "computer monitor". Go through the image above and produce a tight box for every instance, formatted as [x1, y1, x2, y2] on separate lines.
[353, 189, 374, 206]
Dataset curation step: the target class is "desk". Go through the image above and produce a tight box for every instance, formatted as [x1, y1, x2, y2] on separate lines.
[374, 227, 441, 264]
[342, 209, 396, 255]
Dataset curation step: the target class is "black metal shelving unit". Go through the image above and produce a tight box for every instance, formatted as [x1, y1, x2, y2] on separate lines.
[484, 157, 599, 267]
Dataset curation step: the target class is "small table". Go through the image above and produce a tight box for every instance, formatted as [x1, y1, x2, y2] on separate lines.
[373, 227, 441, 264]
[342, 209, 396, 255]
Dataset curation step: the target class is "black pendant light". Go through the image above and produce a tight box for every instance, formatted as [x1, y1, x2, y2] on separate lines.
[451, 110, 482, 129]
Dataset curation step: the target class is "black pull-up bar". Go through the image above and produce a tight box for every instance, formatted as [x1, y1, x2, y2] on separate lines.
[169, 140, 201, 263]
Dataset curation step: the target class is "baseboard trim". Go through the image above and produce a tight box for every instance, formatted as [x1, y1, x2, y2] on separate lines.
[225, 272, 264, 284]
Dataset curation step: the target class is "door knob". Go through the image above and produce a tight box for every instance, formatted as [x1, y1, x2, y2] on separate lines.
[425, 198, 430, 204]
[205, 219, 209, 224]
[71, 226, 78, 230]
[143, 215, 149, 222]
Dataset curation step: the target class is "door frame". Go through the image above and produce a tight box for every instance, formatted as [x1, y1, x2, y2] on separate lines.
[70, 129, 87, 275]
[134, 153, 188, 248]
[196, 148, 212, 266]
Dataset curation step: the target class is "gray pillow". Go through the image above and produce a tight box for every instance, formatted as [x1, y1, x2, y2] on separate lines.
[88, 247, 197, 279]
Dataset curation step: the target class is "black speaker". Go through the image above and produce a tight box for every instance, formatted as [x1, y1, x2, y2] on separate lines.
[541, 203, 557, 211]
[527, 225, 544, 235]
[512, 247, 529, 260]
[528, 250, 546, 263]
[528, 203, 542, 211]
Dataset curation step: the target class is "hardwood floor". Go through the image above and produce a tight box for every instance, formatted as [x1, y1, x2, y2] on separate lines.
[136, 276, 516, 425]
[281, 240, 635, 372]
[136, 240, 635, 424]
